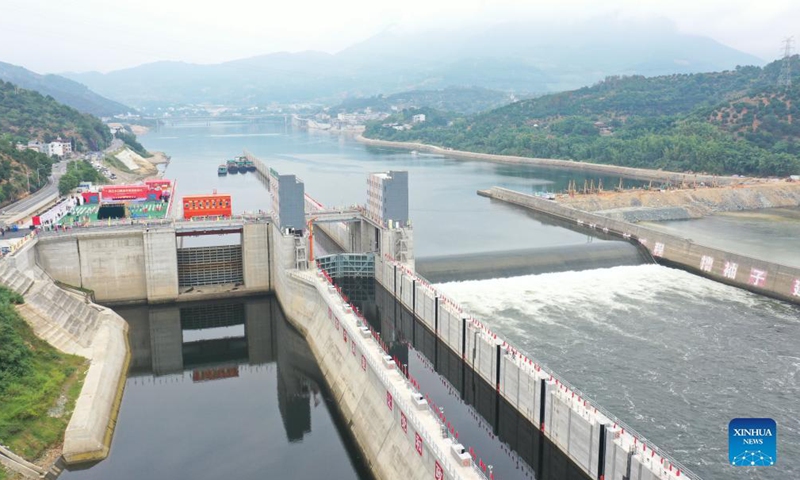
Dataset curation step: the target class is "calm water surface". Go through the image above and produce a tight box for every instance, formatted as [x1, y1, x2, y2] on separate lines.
[65, 120, 800, 479]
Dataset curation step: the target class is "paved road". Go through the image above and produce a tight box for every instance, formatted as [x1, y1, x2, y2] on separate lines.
[0, 159, 70, 227]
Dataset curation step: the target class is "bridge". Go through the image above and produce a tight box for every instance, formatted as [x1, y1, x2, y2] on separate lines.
[0, 153, 698, 480]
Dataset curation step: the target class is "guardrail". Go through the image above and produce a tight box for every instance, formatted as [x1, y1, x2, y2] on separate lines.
[378, 254, 701, 480]
[309, 267, 489, 480]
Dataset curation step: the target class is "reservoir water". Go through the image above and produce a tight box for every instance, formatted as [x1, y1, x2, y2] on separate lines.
[64, 119, 799, 479]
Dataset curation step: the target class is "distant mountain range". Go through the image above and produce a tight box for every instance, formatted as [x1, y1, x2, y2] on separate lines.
[0, 61, 132, 117]
[63, 17, 764, 109]
[365, 57, 800, 177]
[330, 87, 517, 115]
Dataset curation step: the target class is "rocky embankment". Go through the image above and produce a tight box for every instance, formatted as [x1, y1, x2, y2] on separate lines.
[558, 181, 800, 222]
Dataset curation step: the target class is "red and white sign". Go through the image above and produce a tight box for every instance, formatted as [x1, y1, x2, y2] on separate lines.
[361, 355, 367, 371]
[434, 461, 444, 480]
[400, 411, 408, 433]
[699, 255, 714, 273]
[723, 261, 738, 280]
[415, 432, 423, 456]
[792, 279, 800, 297]
[749, 268, 767, 287]
[653, 242, 665, 257]
[386, 391, 393, 411]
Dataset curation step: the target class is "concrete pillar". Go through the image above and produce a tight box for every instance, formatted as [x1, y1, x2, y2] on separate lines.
[143, 229, 179, 303]
[242, 223, 271, 292]
[149, 306, 183, 375]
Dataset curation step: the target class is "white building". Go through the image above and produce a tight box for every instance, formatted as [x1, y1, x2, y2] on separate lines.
[366, 171, 409, 227]
[411, 114, 426, 123]
[43, 139, 71, 158]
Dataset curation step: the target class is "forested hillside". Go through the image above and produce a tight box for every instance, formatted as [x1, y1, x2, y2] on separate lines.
[0, 61, 131, 117]
[330, 87, 516, 115]
[366, 58, 800, 176]
[0, 81, 112, 151]
[0, 80, 113, 207]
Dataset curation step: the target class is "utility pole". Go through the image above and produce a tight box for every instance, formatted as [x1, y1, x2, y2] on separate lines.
[778, 37, 794, 89]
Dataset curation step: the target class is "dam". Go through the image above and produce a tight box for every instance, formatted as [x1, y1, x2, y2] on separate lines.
[1, 152, 702, 480]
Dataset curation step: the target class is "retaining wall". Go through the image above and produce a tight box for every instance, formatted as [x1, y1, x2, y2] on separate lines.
[375, 253, 698, 480]
[356, 135, 744, 185]
[482, 187, 800, 305]
[271, 226, 484, 480]
[0, 250, 130, 466]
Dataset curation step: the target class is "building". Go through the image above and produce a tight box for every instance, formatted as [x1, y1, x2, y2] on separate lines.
[411, 114, 426, 123]
[182, 193, 232, 219]
[43, 139, 72, 157]
[366, 171, 409, 227]
[269, 168, 305, 232]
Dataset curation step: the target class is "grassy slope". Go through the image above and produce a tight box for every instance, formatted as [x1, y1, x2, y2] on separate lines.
[0, 286, 87, 464]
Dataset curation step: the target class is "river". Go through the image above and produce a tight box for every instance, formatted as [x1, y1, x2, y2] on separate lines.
[63, 119, 798, 479]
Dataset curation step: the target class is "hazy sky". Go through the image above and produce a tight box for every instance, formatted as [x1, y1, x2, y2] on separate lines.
[1, 0, 798, 73]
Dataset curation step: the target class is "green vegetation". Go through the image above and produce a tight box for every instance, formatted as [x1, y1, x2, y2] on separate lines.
[330, 87, 517, 115]
[0, 137, 53, 207]
[0, 61, 132, 117]
[365, 58, 800, 177]
[114, 130, 150, 157]
[58, 160, 106, 195]
[0, 286, 87, 461]
[103, 155, 133, 173]
[0, 80, 112, 152]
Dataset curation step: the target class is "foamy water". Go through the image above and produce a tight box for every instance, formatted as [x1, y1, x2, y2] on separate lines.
[437, 265, 800, 480]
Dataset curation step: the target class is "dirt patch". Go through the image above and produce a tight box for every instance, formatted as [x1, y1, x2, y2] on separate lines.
[557, 181, 800, 220]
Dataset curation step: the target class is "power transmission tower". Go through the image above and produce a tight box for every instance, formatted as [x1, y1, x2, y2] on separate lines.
[778, 36, 794, 89]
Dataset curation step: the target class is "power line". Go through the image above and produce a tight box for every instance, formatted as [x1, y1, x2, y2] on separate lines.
[778, 36, 793, 89]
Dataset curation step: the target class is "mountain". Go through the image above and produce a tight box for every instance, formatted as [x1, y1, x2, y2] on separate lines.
[0, 80, 112, 151]
[0, 80, 115, 206]
[364, 57, 800, 177]
[63, 16, 763, 108]
[0, 61, 132, 117]
[330, 87, 517, 115]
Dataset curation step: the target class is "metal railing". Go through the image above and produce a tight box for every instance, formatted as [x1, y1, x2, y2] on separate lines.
[305, 267, 488, 480]
[380, 254, 701, 480]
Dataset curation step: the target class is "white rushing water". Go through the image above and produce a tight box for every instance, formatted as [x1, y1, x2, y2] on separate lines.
[437, 265, 800, 480]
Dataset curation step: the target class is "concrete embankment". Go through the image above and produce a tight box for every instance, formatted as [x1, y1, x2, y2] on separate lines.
[0, 240, 130, 467]
[558, 182, 800, 222]
[374, 254, 697, 480]
[356, 134, 744, 185]
[271, 228, 483, 480]
[480, 187, 800, 305]
[416, 242, 647, 283]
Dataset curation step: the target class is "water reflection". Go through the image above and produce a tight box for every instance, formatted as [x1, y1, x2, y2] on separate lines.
[62, 296, 369, 480]
[344, 279, 591, 480]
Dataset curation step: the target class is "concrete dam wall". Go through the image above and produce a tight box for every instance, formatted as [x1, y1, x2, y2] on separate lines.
[416, 242, 647, 283]
[271, 227, 484, 480]
[481, 187, 800, 305]
[374, 254, 696, 480]
[33, 221, 273, 305]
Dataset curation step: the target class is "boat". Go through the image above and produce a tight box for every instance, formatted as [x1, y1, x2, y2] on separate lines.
[237, 158, 248, 172]
[217, 164, 227, 176]
[244, 160, 256, 172]
[227, 160, 239, 174]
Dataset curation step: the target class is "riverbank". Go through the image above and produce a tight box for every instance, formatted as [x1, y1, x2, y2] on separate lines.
[0, 287, 87, 479]
[356, 134, 753, 185]
[0, 243, 131, 474]
[557, 181, 800, 222]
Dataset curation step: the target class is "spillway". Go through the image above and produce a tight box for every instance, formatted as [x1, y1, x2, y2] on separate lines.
[416, 241, 647, 282]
